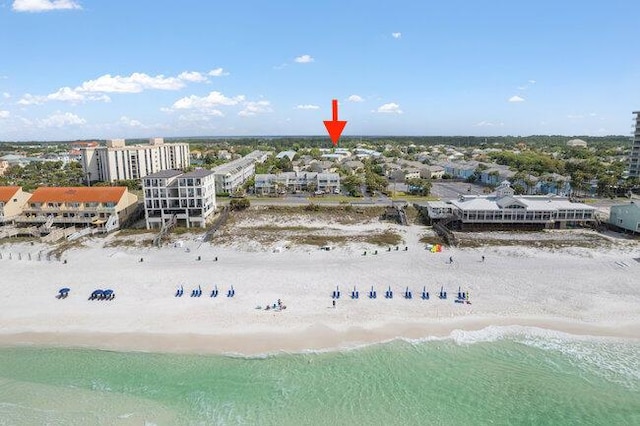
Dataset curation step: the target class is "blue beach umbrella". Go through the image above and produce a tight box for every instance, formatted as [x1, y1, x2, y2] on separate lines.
[59, 288, 70, 293]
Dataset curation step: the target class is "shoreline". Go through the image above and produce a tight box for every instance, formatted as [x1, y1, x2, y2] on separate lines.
[2, 317, 638, 356]
[2, 224, 639, 357]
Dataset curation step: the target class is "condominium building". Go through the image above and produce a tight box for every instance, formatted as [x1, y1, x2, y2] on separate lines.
[81, 138, 191, 183]
[254, 172, 340, 195]
[143, 169, 216, 229]
[0, 186, 31, 224]
[17, 187, 139, 230]
[629, 111, 640, 178]
[609, 201, 640, 234]
[212, 150, 268, 194]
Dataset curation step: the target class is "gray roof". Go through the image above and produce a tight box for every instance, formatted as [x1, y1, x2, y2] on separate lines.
[448, 195, 595, 212]
[181, 169, 214, 178]
[145, 170, 183, 178]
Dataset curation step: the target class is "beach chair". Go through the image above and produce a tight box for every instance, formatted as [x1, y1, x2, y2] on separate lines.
[369, 286, 377, 299]
[211, 285, 218, 298]
[404, 287, 412, 299]
[385, 286, 393, 299]
[439, 286, 447, 300]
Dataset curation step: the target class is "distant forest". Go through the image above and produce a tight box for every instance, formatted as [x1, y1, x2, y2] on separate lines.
[0, 135, 632, 153]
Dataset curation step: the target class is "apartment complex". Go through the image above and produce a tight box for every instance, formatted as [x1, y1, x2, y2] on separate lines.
[0, 186, 31, 224]
[17, 187, 138, 230]
[417, 181, 595, 230]
[143, 169, 216, 229]
[81, 138, 190, 183]
[254, 172, 340, 195]
[212, 150, 269, 194]
[629, 111, 640, 178]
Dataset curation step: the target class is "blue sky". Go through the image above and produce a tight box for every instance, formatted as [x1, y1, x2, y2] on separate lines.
[1, 0, 639, 141]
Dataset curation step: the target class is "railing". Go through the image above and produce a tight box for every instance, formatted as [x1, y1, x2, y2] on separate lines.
[18, 216, 97, 224]
[23, 206, 116, 214]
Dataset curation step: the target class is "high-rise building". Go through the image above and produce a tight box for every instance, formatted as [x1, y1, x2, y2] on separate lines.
[629, 111, 640, 178]
[142, 169, 216, 229]
[81, 138, 190, 183]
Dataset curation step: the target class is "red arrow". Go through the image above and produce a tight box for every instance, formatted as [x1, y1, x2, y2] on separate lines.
[323, 99, 347, 147]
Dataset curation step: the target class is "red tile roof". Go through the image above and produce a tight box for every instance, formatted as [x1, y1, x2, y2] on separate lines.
[0, 186, 20, 203]
[29, 187, 127, 204]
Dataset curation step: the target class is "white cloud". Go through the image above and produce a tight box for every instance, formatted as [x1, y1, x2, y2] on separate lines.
[294, 54, 314, 63]
[295, 104, 319, 110]
[391, 32, 402, 39]
[347, 95, 364, 103]
[178, 71, 207, 83]
[508, 95, 525, 102]
[18, 88, 110, 105]
[2, 92, 10, 99]
[79, 73, 184, 93]
[0, 110, 10, 119]
[17, 70, 215, 105]
[376, 102, 403, 114]
[170, 91, 245, 110]
[120, 116, 144, 127]
[39, 112, 85, 128]
[475, 120, 504, 127]
[12, 0, 81, 12]
[239, 100, 272, 116]
[208, 68, 229, 77]
[528, 79, 537, 84]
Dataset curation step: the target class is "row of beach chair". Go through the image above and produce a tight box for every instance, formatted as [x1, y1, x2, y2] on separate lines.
[174, 285, 235, 298]
[332, 285, 470, 302]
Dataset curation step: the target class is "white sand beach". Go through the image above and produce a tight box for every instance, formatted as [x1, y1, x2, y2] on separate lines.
[1, 220, 639, 355]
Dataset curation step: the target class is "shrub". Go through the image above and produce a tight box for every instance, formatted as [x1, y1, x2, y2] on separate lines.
[230, 198, 250, 210]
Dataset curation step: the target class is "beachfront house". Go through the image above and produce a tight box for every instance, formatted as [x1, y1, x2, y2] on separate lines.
[609, 201, 640, 234]
[143, 169, 216, 229]
[17, 186, 139, 231]
[416, 181, 596, 230]
[0, 186, 31, 225]
[254, 172, 340, 195]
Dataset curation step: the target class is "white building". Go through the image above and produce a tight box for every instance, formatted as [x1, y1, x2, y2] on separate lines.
[143, 169, 216, 229]
[81, 138, 190, 183]
[255, 172, 340, 195]
[567, 138, 588, 148]
[629, 111, 640, 178]
[418, 181, 596, 230]
[212, 150, 268, 194]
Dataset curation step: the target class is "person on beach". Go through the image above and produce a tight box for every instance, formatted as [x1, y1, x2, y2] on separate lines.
[332, 300, 336, 308]
[481, 255, 485, 262]
[449, 256, 453, 264]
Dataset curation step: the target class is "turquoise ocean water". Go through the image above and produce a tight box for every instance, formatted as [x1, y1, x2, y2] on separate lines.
[0, 329, 638, 426]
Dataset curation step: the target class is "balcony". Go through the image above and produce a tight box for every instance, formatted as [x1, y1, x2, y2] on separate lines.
[24, 206, 116, 214]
